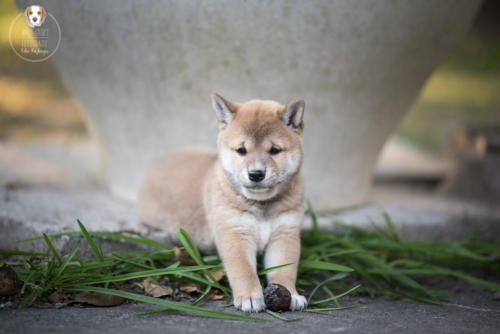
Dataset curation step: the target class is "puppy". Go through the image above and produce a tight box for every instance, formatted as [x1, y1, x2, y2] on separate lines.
[138, 94, 307, 312]
[24, 5, 47, 28]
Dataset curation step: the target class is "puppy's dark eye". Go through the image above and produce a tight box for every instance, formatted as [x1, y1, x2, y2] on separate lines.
[38, 11, 41, 15]
[236, 147, 247, 156]
[269, 147, 282, 155]
[29, 11, 32, 15]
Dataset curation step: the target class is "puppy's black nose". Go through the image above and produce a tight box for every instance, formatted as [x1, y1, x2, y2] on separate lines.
[32, 17, 38, 22]
[248, 170, 265, 182]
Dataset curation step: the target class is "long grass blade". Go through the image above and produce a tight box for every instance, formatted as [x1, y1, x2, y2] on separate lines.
[258, 263, 294, 275]
[299, 260, 353, 272]
[43, 234, 62, 265]
[69, 286, 268, 322]
[54, 240, 80, 279]
[0, 250, 47, 257]
[18, 231, 171, 251]
[62, 265, 216, 287]
[309, 284, 361, 306]
[77, 220, 104, 262]
[176, 229, 221, 289]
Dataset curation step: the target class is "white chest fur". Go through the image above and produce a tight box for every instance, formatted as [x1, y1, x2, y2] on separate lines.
[232, 212, 302, 252]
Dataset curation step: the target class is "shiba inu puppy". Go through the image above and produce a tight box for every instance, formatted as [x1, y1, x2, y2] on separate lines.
[138, 93, 307, 312]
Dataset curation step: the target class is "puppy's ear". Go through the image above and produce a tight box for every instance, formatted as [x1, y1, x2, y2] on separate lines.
[282, 99, 305, 132]
[24, 6, 31, 26]
[40, 7, 47, 24]
[211, 93, 239, 127]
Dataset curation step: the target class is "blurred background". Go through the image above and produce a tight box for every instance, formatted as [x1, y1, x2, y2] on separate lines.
[0, 0, 499, 203]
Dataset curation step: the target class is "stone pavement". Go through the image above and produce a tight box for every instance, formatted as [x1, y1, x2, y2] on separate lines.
[1, 291, 499, 334]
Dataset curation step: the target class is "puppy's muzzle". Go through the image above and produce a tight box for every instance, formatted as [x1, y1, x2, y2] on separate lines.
[248, 169, 265, 183]
[32, 17, 38, 22]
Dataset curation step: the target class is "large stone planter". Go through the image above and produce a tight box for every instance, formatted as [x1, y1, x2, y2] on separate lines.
[19, 0, 481, 210]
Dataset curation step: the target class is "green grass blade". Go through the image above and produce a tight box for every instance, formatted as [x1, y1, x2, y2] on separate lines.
[306, 200, 320, 236]
[176, 229, 202, 263]
[309, 284, 361, 306]
[299, 260, 353, 272]
[62, 265, 216, 286]
[18, 288, 41, 310]
[54, 240, 80, 279]
[111, 254, 154, 270]
[176, 228, 219, 286]
[382, 211, 398, 241]
[258, 263, 294, 275]
[68, 286, 268, 322]
[435, 267, 500, 291]
[18, 231, 171, 251]
[43, 234, 62, 265]
[0, 250, 47, 257]
[77, 220, 104, 262]
[192, 286, 212, 306]
[318, 249, 362, 259]
[321, 285, 341, 307]
[307, 273, 349, 304]
[177, 272, 231, 295]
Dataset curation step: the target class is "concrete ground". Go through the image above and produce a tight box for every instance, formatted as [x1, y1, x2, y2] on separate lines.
[1, 291, 499, 334]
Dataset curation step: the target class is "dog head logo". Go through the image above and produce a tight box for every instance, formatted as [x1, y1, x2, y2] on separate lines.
[24, 5, 47, 28]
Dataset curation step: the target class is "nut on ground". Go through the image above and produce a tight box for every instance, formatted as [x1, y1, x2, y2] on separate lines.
[264, 283, 291, 311]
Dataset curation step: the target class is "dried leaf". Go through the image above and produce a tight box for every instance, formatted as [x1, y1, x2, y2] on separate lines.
[73, 292, 125, 306]
[48, 291, 67, 303]
[208, 269, 225, 282]
[174, 247, 197, 265]
[0, 264, 20, 296]
[207, 290, 226, 301]
[142, 277, 173, 298]
[179, 282, 202, 294]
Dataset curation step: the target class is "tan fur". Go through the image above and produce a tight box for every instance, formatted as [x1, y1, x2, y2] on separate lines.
[23, 7, 29, 25]
[138, 94, 307, 312]
[40, 7, 47, 24]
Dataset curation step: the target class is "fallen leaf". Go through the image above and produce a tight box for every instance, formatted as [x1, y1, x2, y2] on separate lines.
[142, 277, 173, 298]
[207, 269, 225, 282]
[73, 292, 125, 306]
[207, 290, 226, 301]
[48, 291, 67, 303]
[0, 264, 20, 296]
[179, 282, 202, 294]
[174, 247, 197, 265]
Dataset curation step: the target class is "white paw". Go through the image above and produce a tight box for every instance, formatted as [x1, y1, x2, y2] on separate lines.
[290, 294, 307, 311]
[235, 295, 266, 313]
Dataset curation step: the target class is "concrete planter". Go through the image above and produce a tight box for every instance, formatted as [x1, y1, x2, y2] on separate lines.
[20, 0, 481, 210]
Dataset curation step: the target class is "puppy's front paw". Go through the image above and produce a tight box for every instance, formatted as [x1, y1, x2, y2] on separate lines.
[290, 294, 307, 311]
[234, 293, 266, 313]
